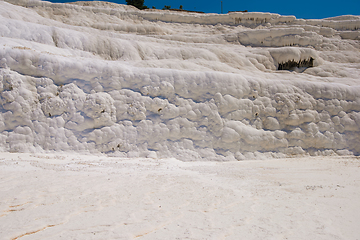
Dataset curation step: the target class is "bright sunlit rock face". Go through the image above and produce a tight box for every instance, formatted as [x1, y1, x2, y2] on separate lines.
[0, 0, 360, 160]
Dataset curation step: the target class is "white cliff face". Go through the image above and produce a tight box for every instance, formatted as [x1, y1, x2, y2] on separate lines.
[0, 0, 360, 160]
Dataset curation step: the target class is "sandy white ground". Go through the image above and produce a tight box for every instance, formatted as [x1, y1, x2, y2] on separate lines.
[1, 153, 359, 239]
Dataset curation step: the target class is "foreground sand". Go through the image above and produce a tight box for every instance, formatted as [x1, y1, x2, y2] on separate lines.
[0, 153, 359, 239]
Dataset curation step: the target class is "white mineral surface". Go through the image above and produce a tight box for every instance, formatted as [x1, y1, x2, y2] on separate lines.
[0, 0, 360, 238]
[1, 0, 360, 159]
[1, 153, 360, 239]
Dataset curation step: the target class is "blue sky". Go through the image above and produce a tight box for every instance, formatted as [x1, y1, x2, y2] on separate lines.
[49, 0, 360, 19]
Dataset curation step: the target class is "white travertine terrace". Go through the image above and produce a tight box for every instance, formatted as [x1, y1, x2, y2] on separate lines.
[0, 0, 360, 160]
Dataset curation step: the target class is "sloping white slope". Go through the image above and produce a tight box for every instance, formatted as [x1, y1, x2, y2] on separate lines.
[0, 0, 360, 160]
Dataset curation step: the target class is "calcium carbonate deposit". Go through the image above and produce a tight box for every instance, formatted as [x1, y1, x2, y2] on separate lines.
[1, 0, 360, 160]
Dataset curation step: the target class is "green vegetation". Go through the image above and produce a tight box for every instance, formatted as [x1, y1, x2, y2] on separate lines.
[126, 0, 148, 10]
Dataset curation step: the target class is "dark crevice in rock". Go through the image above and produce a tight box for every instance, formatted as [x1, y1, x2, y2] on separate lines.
[278, 57, 314, 70]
